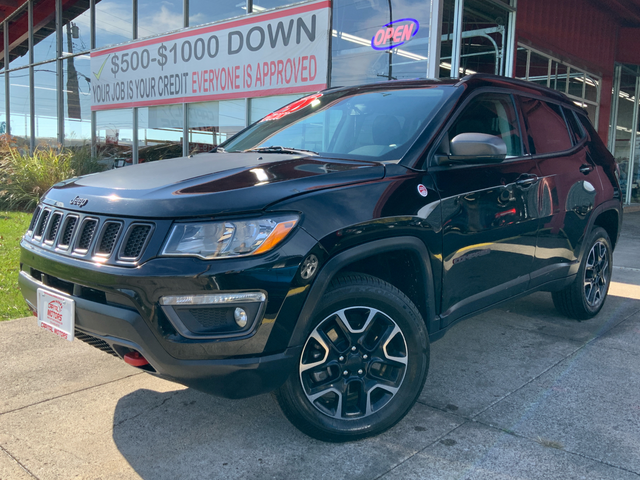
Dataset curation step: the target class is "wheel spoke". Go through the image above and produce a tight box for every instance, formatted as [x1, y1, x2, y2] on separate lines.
[299, 330, 330, 372]
[336, 308, 377, 334]
[307, 387, 343, 419]
[382, 325, 408, 365]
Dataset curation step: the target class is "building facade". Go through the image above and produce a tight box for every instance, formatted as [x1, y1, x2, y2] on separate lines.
[1, 0, 639, 204]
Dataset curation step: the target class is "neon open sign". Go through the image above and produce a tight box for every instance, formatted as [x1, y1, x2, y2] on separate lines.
[371, 18, 420, 51]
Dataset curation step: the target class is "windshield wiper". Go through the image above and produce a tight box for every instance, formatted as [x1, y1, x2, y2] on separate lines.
[244, 146, 318, 155]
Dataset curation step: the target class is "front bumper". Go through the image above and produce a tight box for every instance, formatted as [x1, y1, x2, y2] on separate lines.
[19, 226, 320, 398]
[20, 270, 302, 398]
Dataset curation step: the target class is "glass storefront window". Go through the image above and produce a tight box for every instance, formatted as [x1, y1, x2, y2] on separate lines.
[32, 0, 58, 64]
[187, 100, 246, 153]
[138, 104, 184, 163]
[253, 0, 296, 12]
[138, 0, 183, 38]
[331, 0, 431, 86]
[96, 108, 133, 167]
[188, 0, 245, 27]
[9, 68, 30, 144]
[96, 0, 133, 49]
[63, 9, 91, 56]
[9, 6, 30, 70]
[460, 0, 510, 76]
[249, 94, 303, 123]
[612, 66, 639, 203]
[63, 55, 92, 145]
[516, 44, 600, 130]
[34, 61, 58, 146]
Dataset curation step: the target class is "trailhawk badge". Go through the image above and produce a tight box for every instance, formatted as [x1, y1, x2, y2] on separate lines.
[70, 196, 89, 207]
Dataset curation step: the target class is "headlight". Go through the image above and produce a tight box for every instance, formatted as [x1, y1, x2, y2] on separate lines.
[161, 215, 299, 260]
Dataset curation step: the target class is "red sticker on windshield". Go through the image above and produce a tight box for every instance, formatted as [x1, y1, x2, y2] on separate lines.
[261, 93, 323, 122]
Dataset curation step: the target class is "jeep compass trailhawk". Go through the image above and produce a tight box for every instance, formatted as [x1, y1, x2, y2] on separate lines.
[20, 75, 622, 442]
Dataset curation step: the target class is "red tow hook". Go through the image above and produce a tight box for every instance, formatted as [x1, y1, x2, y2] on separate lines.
[123, 351, 149, 367]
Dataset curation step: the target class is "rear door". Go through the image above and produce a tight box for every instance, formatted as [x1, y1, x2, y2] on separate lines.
[516, 96, 600, 287]
[430, 92, 541, 326]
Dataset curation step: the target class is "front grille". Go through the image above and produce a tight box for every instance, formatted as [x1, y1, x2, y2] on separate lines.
[58, 216, 78, 248]
[34, 209, 50, 237]
[25, 205, 159, 266]
[96, 222, 122, 255]
[121, 224, 152, 259]
[74, 330, 120, 358]
[76, 219, 98, 251]
[45, 212, 63, 243]
[28, 206, 42, 232]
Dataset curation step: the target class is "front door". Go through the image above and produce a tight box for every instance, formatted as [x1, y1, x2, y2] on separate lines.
[430, 93, 540, 326]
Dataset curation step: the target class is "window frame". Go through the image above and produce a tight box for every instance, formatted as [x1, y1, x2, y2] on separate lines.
[427, 87, 526, 169]
[514, 93, 587, 158]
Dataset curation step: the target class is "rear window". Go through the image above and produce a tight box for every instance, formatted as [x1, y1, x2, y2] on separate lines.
[519, 97, 572, 154]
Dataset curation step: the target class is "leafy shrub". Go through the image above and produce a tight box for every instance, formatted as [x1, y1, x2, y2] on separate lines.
[0, 136, 105, 211]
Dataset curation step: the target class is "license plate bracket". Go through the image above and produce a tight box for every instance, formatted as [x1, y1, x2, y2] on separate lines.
[37, 288, 75, 342]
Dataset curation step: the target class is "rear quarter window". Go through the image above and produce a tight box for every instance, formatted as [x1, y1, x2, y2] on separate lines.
[519, 97, 572, 154]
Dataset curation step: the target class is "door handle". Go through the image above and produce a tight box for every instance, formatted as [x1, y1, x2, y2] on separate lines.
[579, 164, 594, 175]
[516, 174, 538, 186]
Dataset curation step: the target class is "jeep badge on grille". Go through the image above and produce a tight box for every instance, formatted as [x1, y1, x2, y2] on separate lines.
[69, 196, 88, 207]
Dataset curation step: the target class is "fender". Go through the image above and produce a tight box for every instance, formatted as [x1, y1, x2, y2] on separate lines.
[571, 199, 623, 276]
[287, 236, 438, 348]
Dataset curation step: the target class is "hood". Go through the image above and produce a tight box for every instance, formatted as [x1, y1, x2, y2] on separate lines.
[42, 152, 385, 218]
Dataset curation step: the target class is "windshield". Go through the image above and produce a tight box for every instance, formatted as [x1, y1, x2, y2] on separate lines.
[221, 86, 453, 162]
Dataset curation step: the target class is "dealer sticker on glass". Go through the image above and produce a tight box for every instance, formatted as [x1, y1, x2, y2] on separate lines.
[37, 288, 75, 342]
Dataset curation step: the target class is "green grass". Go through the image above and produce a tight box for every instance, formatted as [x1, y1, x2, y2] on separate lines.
[0, 211, 32, 320]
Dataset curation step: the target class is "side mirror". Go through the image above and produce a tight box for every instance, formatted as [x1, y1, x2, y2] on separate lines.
[436, 133, 507, 165]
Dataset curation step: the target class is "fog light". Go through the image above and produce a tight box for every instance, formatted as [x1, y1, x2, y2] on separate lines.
[234, 308, 248, 328]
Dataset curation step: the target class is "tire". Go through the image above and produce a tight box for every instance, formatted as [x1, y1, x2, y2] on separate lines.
[274, 273, 430, 442]
[552, 226, 612, 320]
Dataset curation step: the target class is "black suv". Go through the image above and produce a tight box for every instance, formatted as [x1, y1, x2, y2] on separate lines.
[20, 75, 622, 442]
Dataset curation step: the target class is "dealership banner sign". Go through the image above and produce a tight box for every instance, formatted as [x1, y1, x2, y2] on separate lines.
[90, 0, 330, 110]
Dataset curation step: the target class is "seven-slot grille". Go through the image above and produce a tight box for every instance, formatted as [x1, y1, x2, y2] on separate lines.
[26, 206, 154, 265]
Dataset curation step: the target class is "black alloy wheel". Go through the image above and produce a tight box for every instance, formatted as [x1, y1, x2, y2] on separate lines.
[274, 273, 429, 442]
[552, 226, 613, 320]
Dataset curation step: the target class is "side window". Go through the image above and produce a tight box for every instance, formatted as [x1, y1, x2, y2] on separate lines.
[519, 97, 572, 154]
[563, 108, 585, 144]
[449, 94, 522, 157]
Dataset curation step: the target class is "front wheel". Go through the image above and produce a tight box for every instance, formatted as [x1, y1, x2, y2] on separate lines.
[274, 273, 429, 442]
[552, 226, 613, 320]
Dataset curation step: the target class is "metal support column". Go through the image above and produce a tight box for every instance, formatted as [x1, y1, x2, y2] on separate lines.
[427, 0, 443, 79]
[626, 75, 640, 205]
[132, 0, 138, 40]
[5, 25, 10, 137]
[56, 0, 64, 146]
[132, 0, 138, 164]
[608, 64, 621, 154]
[90, 0, 96, 158]
[184, 0, 189, 28]
[132, 108, 138, 164]
[28, 0, 35, 152]
[183, 104, 189, 157]
[450, 0, 464, 79]
[503, 0, 517, 77]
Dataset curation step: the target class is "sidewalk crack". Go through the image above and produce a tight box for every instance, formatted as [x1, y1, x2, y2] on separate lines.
[0, 444, 39, 479]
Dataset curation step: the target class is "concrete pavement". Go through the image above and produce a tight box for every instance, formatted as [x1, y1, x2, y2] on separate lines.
[1, 213, 640, 480]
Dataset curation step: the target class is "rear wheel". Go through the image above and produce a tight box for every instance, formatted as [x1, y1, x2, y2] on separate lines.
[552, 227, 612, 320]
[274, 273, 429, 442]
